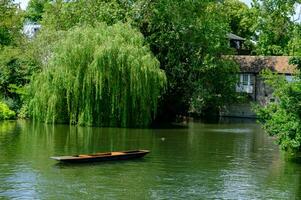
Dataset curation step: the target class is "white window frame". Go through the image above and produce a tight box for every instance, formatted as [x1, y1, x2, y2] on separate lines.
[236, 73, 254, 94]
[240, 74, 253, 86]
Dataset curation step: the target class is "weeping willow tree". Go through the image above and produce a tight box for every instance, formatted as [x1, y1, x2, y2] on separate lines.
[28, 23, 166, 127]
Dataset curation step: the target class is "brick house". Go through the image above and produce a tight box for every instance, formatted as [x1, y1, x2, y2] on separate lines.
[221, 56, 296, 118]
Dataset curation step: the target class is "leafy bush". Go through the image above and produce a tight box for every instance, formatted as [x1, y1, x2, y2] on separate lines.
[0, 101, 15, 120]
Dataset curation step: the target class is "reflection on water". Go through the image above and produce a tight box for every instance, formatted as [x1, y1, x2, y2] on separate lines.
[0, 120, 300, 199]
[208, 128, 253, 133]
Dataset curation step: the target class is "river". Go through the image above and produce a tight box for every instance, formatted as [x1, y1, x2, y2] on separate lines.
[0, 120, 300, 199]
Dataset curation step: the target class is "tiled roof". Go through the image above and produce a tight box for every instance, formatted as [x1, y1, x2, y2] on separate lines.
[233, 56, 296, 74]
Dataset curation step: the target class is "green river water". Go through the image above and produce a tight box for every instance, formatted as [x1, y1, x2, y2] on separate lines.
[0, 120, 300, 199]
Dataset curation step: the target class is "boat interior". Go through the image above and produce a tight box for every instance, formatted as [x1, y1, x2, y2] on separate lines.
[73, 150, 144, 158]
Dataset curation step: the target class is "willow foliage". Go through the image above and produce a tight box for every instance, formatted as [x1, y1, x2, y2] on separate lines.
[29, 23, 166, 127]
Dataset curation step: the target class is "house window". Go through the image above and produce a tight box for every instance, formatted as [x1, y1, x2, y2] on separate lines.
[236, 73, 254, 94]
[285, 75, 293, 83]
[240, 74, 253, 86]
[242, 74, 249, 85]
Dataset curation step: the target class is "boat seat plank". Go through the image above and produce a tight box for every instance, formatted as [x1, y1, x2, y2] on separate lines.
[79, 154, 93, 157]
[111, 152, 126, 156]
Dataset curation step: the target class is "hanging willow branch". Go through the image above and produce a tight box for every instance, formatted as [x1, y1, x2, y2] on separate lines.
[29, 23, 166, 127]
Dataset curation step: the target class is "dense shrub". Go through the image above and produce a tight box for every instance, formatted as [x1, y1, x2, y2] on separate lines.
[0, 101, 15, 120]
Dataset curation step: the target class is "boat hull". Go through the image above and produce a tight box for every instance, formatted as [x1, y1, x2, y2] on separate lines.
[51, 150, 150, 163]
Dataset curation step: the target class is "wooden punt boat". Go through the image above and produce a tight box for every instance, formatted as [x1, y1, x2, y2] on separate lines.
[50, 150, 150, 163]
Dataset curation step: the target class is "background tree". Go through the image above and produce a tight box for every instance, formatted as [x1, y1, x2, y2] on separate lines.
[0, 0, 23, 46]
[0, 0, 26, 118]
[25, 0, 50, 22]
[252, 0, 297, 55]
[222, 0, 256, 39]
[287, 24, 301, 56]
[132, 0, 238, 120]
[41, 0, 128, 30]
